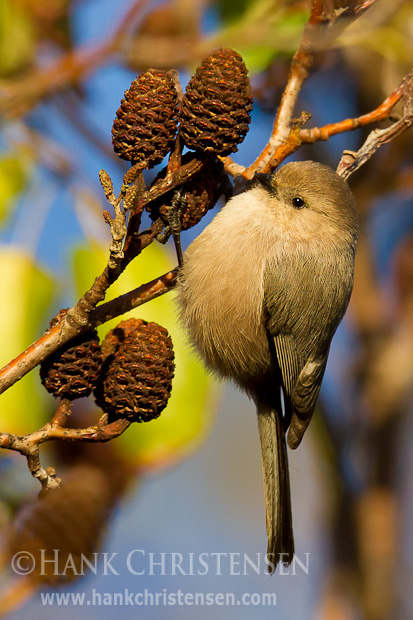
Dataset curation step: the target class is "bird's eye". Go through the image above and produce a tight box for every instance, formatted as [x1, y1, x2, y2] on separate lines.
[292, 197, 305, 209]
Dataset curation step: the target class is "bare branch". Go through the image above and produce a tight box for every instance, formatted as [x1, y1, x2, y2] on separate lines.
[337, 72, 413, 179]
[301, 73, 409, 143]
[0, 397, 131, 490]
[0, 269, 178, 395]
[337, 117, 413, 180]
[223, 0, 380, 179]
[91, 268, 179, 327]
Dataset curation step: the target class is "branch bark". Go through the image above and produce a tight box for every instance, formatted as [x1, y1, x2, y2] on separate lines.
[222, 0, 380, 179]
[301, 72, 410, 145]
[0, 399, 131, 491]
[337, 72, 413, 179]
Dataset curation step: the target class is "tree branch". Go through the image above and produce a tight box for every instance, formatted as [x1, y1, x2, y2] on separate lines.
[301, 73, 409, 144]
[222, 0, 380, 179]
[0, 398, 131, 491]
[337, 71, 413, 179]
[0, 269, 178, 395]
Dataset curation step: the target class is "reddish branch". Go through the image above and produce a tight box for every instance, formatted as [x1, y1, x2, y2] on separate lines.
[0, 398, 131, 490]
[301, 77, 407, 143]
[0, 269, 178, 395]
[222, 0, 380, 179]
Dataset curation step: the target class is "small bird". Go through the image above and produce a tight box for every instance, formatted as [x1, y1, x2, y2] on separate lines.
[177, 161, 358, 571]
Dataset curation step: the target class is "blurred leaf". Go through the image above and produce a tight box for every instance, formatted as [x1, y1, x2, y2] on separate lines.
[204, 0, 307, 72]
[0, 0, 36, 77]
[73, 241, 216, 471]
[213, 0, 255, 24]
[340, 26, 411, 65]
[0, 247, 55, 434]
[0, 156, 28, 227]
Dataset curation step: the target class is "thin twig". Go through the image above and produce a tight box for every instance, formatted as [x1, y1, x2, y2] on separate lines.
[337, 71, 413, 179]
[337, 117, 413, 180]
[222, 0, 380, 179]
[91, 268, 178, 326]
[0, 399, 132, 490]
[3, 416, 132, 447]
[301, 75, 408, 144]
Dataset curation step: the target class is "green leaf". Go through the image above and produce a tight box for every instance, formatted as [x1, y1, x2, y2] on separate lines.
[0, 156, 28, 227]
[214, 0, 255, 24]
[0, 0, 35, 77]
[204, 1, 308, 73]
[72, 241, 217, 471]
[0, 247, 55, 434]
[339, 26, 411, 65]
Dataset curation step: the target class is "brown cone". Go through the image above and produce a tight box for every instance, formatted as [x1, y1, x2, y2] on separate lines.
[179, 48, 252, 156]
[95, 319, 174, 422]
[148, 153, 231, 230]
[40, 326, 101, 401]
[6, 465, 113, 586]
[112, 69, 179, 167]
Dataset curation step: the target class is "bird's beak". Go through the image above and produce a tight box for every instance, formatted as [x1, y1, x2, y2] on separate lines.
[254, 173, 274, 193]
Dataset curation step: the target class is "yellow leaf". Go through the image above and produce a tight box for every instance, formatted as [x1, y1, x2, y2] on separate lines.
[73, 241, 217, 471]
[0, 247, 55, 434]
[0, 156, 27, 227]
[0, 0, 35, 77]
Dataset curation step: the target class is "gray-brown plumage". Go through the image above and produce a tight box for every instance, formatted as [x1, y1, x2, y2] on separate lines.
[177, 161, 358, 571]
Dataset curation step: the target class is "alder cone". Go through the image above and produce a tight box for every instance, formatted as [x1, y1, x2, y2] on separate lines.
[96, 318, 175, 422]
[148, 153, 230, 230]
[40, 328, 101, 400]
[99, 317, 140, 361]
[179, 48, 253, 156]
[112, 69, 179, 167]
[7, 465, 112, 585]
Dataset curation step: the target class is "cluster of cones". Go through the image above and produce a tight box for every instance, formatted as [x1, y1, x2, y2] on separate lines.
[112, 48, 253, 229]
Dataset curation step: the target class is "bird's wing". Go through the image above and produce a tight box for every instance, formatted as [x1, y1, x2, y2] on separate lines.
[287, 353, 329, 449]
[271, 333, 301, 429]
[271, 332, 329, 450]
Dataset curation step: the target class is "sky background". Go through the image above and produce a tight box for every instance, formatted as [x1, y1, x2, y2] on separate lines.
[2, 1, 413, 618]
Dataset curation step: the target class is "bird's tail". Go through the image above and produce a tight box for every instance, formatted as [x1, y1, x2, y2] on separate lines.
[257, 407, 294, 573]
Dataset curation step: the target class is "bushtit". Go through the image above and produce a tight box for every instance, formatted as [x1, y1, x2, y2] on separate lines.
[177, 161, 358, 570]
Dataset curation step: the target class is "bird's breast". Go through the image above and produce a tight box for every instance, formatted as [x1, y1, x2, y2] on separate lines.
[177, 192, 277, 385]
